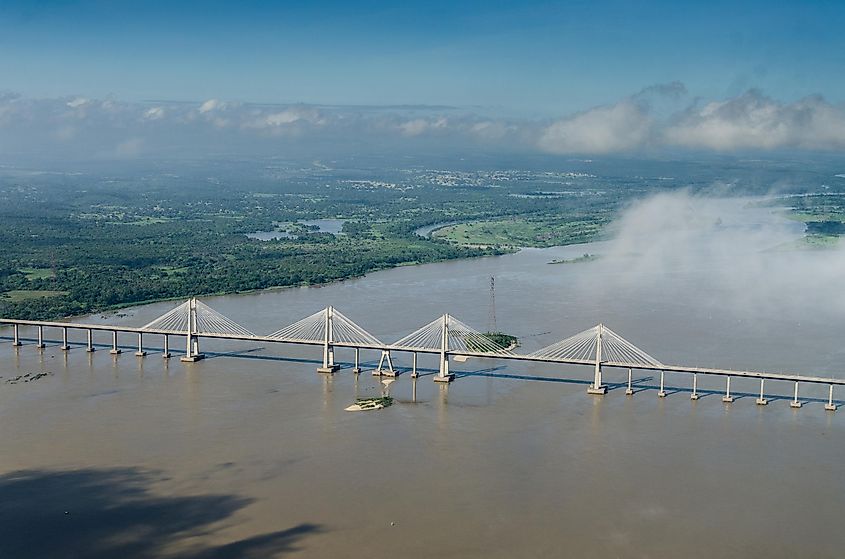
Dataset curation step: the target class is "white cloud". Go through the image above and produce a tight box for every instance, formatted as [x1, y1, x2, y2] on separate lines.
[2, 87, 845, 160]
[144, 107, 165, 120]
[198, 99, 225, 113]
[538, 99, 653, 154]
[399, 117, 448, 136]
[66, 97, 90, 109]
[663, 91, 845, 151]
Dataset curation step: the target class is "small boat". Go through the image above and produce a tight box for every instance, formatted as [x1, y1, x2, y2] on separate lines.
[345, 396, 393, 412]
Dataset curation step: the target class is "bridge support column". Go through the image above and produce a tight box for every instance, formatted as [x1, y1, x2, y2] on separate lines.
[180, 333, 204, 362]
[790, 382, 802, 408]
[434, 315, 454, 383]
[825, 385, 837, 411]
[411, 353, 419, 378]
[374, 350, 396, 377]
[162, 335, 171, 359]
[86, 329, 95, 352]
[60, 327, 70, 351]
[756, 379, 768, 405]
[109, 331, 121, 354]
[722, 376, 734, 403]
[36, 326, 45, 349]
[625, 368, 633, 395]
[587, 324, 607, 394]
[352, 347, 361, 374]
[12, 324, 21, 346]
[317, 306, 339, 373]
[690, 374, 699, 400]
[657, 370, 666, 397]
[135, 332, 147, 357]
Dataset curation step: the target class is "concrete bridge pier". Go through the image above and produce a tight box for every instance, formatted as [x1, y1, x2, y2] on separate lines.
[109, 331, 122, 354]
[86, 329, 95, 352]
[756, 379, 768, 405]
[162, 335, 171, 359]
[411, 352, 419, 378]
[12, 324, 21, 346]
[657, 370, 667, 398]
[60, 327, 70, 351]
[690, 373, 699, 400]
[374, 350, 396, 377]
[36, 326, 45, 349]
[352, 347, 361, 374]
[135, 332, 147, 357]
[722, 376, 734, 403]
[790, 382, 803, 408]
[625, 368, 634, 395]
[181, 333, 204, 362]
[825, 385, 837, 411]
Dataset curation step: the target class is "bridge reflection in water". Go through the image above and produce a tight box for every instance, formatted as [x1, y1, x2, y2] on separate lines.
[2, 297, 841, 412]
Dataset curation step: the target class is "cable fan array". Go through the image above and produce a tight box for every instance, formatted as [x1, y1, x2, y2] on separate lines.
[266, 307, 382, 346]
[140, 299, 661, 366]
[141, 299, 254, 336]
[392, 314, 515, 354]
[529, 324, 662, 367]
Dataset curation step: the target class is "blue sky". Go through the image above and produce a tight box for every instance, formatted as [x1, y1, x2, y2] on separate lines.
[1, 0, 843, 115]
[1, 1, 844, 160]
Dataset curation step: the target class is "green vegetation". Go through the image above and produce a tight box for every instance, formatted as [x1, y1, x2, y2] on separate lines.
[0, 160, 628, 320]
[8, 156, 825, 320]
[481, 332, 519, 351]
[433, 217, 606, 248]
[780, 193, 845, 248]
[19, 268, 55, 280]
[1, 290, 69, 302]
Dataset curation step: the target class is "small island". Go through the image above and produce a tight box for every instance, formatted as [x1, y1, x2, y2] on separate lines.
[480, 332, 519, 351]
[548, 253, 600, 265]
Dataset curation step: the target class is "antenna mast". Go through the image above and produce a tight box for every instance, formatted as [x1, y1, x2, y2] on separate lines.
[488, 276, 497, 333]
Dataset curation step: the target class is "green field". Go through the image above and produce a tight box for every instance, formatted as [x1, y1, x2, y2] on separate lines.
[19, 268, 56, 280]
[433, 218, 605, 248]
[1, 290, 69, 302]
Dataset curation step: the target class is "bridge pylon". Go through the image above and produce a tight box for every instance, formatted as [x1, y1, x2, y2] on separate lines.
[181, 298, 205, 362]
[587, 324, 607, 394]
[317, 306, 340, 374]
[435, 314, 453, 383]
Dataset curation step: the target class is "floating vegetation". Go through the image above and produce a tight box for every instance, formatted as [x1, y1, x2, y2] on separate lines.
[548, 253, 600, 265]
[5, 371, 53, 385]
[345, 396, 393, 412]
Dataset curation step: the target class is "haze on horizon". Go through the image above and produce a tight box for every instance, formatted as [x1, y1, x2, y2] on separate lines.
[1, 0, 844, 161]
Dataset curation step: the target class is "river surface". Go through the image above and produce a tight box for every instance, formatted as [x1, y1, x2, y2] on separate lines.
[2, 199, 844, 558]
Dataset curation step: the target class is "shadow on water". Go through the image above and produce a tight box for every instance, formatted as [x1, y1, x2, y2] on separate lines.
[0, 467, 322, 559]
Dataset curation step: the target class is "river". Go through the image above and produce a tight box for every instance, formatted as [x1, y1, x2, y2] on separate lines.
[1, 196, 844, 558]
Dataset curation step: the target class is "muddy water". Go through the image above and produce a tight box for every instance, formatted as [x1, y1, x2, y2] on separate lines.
[1, 202, 844, 558]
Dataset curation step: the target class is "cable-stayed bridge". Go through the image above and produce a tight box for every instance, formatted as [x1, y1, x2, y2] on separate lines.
[1, 297, 842, 411]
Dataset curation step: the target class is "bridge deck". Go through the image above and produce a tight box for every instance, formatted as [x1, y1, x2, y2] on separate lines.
[2, 318, 843, 387]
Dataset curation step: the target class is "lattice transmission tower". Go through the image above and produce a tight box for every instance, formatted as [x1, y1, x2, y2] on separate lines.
[487, 276, 497, 333]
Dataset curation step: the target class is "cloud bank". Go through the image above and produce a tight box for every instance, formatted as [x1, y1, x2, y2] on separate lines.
[1, 85, 844, 160]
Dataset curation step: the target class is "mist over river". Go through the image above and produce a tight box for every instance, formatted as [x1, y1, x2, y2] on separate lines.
[2, 194, 844, 558]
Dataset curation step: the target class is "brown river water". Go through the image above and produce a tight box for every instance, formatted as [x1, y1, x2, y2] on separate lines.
[1, 197, 844, 558]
